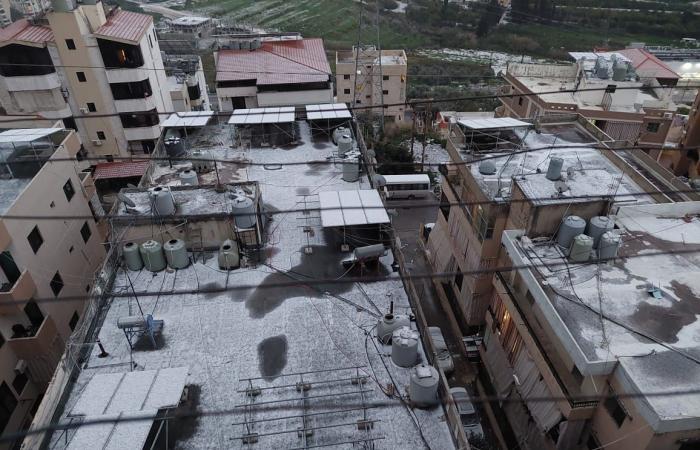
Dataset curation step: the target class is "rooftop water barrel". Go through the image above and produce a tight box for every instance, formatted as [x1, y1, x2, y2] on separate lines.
[595, 56, 609, 79]
[151, 186, 176, 216]
[333, 127, 350, 145]
[478, 160, 497, 175]
[391, 326, 419, 368]
[139, 240, 167, 272]
[598, 231, 621, 260]
[342, 155, 360, 182]
[164, 239, 189, 269]
[354, 244, 386, 261]
[117, 315, 146, 329]
[409, 364, 439, 408]
[180, 169, 199, 186]
[239, 40, 250, 50]
[337, 134, 354, 157]
[613, 60, 628, 82]
[376, 313, 410, 344]
[586, 216, 614, 248]
[232, 196, 257, 229]
[123, 242, 143, 271]
[556, 215, 586, 249]
[218, 239, 240, 269]
[546, 157, 564, 181]
[569, 234, 594, 263]
[251, 38, 261, 49]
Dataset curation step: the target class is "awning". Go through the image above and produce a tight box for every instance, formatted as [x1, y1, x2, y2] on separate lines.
[228, 107, 295, 125]
[93, 160, 149, 180]
[0, 128, 62, 143]
[319, 190, 390, 228]
[306, 103, 352, 120]
[161, 111, 214, 128]
[457, 117, 531, 130]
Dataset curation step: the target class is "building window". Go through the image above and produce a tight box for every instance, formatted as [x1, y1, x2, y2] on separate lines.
[106, 155, 114, 162]
[69, 246, 74, 253]
[86, 102, 96, 113]
[344, 88, 350, 95]
[383, 75, 389, 81]
[148, 34, 153, 48]
[343, 74, 350, 80]
[439, 192, 450, 221]
[382, 90, 389, 95]
[518, 97, 524, 106]
[65, 39, 76, 50]
[27, 226, 43, 254]
[0, 332, 4, 348]
[355, 100, 361, 104]
[63, 179, 75, 202]
[476, 206, 495, 242]
[646, 122, 660, 133]
[24, 301, 43, 328]
[12, 373, 27, 395]
[69, 311, 80, 331]
[76, 71, 86, 82]
[604, 388, 627, 427]
[96, 131, 106, 140]
[454, 271, 463, 291]
[50, 271, 64, 296]
[0, 382, 17, 434]
[80, 221, 91, 243]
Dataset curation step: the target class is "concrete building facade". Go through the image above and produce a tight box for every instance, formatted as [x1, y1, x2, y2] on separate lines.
[164, 54, 210, 112]
[0, 2, 173, 161]
[336, 48, 408, 124]
[0, 128, 105, 448]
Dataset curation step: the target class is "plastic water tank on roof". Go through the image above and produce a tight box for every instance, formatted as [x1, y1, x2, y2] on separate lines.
[342, 154, 361, 182]
[123, 242, 143, 271]
[478, 160, 497, 175]
[586, 216, 615, 249]
[164, 239, 189, 269]
[546, 157, 564, 181]
[376, 313, 410, 344]
[150, 186, 176, 216]
[333, 127, 350, 145]
[391, 327, 419, 368]
[557, 215, 586, 249]
[599, 231, 621, 260]
[218, 239, 240, 269]
[409, 364, 439, 408]
[180, 169, 198, 186]
[337, 134, 353, 157]
[231, 195, 257, 229]
[140, 240, 167, 272]
[570, 234, 594, 263]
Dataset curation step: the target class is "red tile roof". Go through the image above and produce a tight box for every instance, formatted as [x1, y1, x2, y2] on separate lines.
[617, 48, 679, 80]
[93, 160, 149, 180]
[0, 19, 53, 46]
[94, 9, 152, 43]
[216, 38, 331, 85]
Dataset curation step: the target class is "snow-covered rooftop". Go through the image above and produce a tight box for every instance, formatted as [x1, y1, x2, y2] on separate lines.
[502, 201, 700, 431]
[53, 120, 454, 449]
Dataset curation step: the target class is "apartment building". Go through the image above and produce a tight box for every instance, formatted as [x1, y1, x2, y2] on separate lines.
[423, 115, 690, 327]
[215, 38, 332, 110]
[488, 201, 700, 450]
[336, 48, 408, 124]
[0, 127, 105, 448]
[164, 54, 210, 112]
[0, 2, 173, 160]
[497, 59, 677, 150]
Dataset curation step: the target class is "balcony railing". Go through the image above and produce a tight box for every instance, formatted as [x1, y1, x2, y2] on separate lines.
[4, 72, 62, 92]
[0, 270, 36, 315]
[8, 315, 63, 387]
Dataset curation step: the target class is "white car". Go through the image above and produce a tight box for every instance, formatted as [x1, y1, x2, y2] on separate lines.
[449, 387, 484, 439]
[428, 326, 454, 374]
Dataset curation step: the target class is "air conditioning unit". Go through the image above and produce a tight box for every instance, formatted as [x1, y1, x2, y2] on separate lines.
[79, 107, 89, 114]
[15, 360, 27, 374]
[92, 139, 103, 146]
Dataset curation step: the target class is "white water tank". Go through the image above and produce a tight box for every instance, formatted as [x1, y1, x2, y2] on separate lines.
[123, 242, 143, 271]
[164, 239, 189, 269]
[391, 327, 419, 368]
[586, 216, 614, 248]
[546, 157, 564, 181]
[333, 127, 350, 144]
[150, 186, 176, 216]
[409, 364, 439, 408]
[117, 315, 146, 329]
[180, 169, 198, 186]
[478, 160, 497, 175]
[342, 155, 360, 182]
[218, 239, 240, 269]
[337, 134, 353, 157]
[191, 150, 214, 173]
[139, 240, 167, 272]
[557, 215, 586, 249]
[570, 234, 594, 263]
[376, 313, 410, 344]
[598, 231, 621, 260]
[232, 196, 257, 229]
[354, 244, 386, 261]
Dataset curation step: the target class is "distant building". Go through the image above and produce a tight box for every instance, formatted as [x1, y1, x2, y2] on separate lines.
[167, 16, 212, 37]
[336, 48, 408, 124]
[9, 0, 51, 21]
[164, 54, 210, 112]
[0, 3, 174, 160]
[215, 38, 333, 110]
[498, 58, 678, 151]
[0, 128, 106, 447]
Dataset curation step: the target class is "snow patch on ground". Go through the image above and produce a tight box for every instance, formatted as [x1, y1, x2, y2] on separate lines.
[418, 48, 558, 75]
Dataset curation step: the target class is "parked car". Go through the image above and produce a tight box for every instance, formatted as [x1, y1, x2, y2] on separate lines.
[428, 326, 454, 374]
[449, 387, 485, 439]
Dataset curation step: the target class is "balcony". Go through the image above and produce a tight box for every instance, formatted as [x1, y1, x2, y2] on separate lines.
[0, 270, 37, 316]
[4, 72, 62, 92]
[124, 125, 161, 141]
[105, 67, 150, 84]
[114, 96, 157, 113]
[80, 171, 96, 199]
[8, 315, 63, 387]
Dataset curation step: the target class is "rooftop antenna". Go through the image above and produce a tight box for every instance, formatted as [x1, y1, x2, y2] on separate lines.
[352, 0, 385, 134]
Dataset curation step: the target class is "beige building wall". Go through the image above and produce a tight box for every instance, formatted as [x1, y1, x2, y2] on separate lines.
[0, 130, 106, 448]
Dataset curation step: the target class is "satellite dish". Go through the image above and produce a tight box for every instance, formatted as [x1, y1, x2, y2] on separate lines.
[117, 192, 136, 208]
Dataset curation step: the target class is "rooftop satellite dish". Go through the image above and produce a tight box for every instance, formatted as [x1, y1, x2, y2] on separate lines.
[117, 192, 136, 208]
